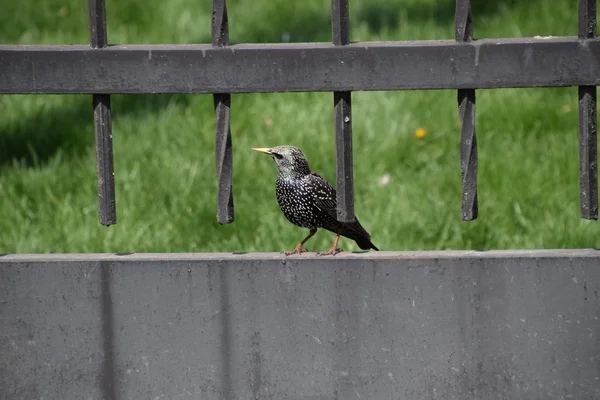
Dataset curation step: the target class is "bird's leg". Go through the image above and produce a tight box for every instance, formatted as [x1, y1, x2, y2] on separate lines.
[284, 229, 317, 256]
[318, 233, 343, 256]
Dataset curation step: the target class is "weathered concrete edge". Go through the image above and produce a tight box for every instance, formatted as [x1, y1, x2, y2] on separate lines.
[1, 248, 599, 262]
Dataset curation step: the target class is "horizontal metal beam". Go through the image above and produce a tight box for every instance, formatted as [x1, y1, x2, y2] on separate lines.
[1, 37, 599, 94]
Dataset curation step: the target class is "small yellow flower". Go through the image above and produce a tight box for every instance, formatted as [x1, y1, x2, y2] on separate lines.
[559, 105, 571, 113]
[414, 128, 427, 139]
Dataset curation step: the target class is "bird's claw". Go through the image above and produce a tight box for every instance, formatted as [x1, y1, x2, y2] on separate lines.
[317, 248, 343, 256]
[284, 247, 308, 256]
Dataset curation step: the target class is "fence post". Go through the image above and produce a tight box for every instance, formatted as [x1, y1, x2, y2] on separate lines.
[455, 0, 478, 221]
[331, 0, 355, 223]
[88, 0, 116, 226]
[578, 0, 598, 220]
[212, 0, 234, 224]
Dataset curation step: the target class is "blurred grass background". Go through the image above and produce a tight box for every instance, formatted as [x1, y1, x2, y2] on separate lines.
[1, 0, 599, 253]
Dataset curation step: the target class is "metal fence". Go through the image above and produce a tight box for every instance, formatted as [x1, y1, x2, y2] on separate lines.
[1, 0, 598, 226]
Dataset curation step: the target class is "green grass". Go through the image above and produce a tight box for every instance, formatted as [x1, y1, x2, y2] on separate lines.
[1, 0, 599, 253]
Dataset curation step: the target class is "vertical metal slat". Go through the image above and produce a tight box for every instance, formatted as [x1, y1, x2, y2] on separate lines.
[578, 0, 598, 220]
[455, 0, 478, 221]
[88, 0, 116, 226]
[212, 0, 234, 224]
[331, 0, 355, 223]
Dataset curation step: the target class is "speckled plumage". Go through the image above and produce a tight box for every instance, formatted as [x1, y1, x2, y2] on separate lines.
[253, 145, 379, 254]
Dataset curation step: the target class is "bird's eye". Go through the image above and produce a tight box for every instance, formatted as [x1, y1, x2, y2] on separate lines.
[272, 153, 284, 160]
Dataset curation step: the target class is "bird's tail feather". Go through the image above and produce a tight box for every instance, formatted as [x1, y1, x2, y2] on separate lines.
[354, 236, 379, 251]
[339, 220, 379, 251]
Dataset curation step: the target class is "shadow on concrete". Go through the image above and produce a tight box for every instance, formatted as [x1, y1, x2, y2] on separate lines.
[100, 262, 118, 399]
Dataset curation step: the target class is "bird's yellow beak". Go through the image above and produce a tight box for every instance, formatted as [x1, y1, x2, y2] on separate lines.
[252, 148, 272, 154]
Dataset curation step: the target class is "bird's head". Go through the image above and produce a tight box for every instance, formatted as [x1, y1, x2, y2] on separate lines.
[252, 145, 311, 177]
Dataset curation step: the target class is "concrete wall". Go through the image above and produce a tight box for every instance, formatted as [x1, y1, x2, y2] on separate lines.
[1, 250, 599, 400]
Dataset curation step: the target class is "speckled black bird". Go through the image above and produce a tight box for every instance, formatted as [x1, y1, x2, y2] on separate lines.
[252, 145, 379, 255]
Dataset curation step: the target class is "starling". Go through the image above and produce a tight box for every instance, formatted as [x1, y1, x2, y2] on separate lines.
[252, 145, 379, 255]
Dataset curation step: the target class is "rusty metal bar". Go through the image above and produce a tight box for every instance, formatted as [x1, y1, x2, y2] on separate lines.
[578, 0, 598, 220]
[331, 0, 355, 223]
[455, 0, 478, 221]
[212, 0, 234, 224]
[88, 0, 116, 226]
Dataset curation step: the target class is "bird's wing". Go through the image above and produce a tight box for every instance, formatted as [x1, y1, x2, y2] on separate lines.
[308, 172, 364, 235]
[308, 173, 337, 217]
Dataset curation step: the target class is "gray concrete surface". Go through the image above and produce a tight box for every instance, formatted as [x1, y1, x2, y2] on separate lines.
[1, 250, 599, 399]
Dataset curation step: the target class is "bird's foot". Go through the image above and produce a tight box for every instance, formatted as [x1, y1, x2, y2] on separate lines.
[284, 246, 308, 256]
[317, 248, 343, 256]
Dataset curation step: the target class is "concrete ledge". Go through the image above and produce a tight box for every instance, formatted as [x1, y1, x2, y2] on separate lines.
[1, 250, 599, 399]
[2, 248, 600, 261]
